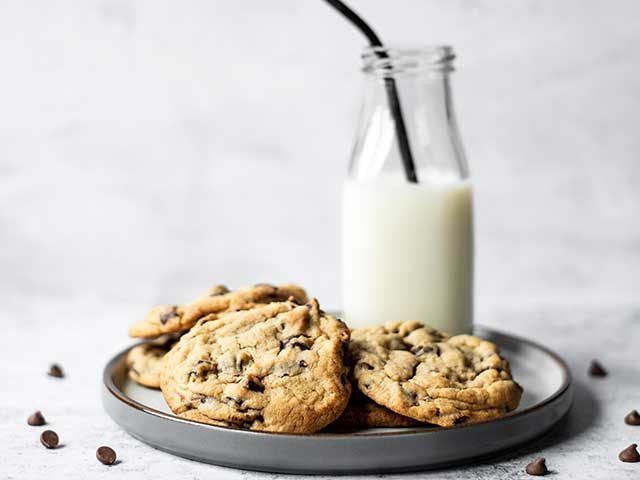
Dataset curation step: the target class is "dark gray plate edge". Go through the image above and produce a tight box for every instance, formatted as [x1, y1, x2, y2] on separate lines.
[106, 400, 573, 475]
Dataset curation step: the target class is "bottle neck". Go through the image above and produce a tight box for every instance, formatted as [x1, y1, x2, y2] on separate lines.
[362, 46, 455, 78]
[350, 48, 468, 184]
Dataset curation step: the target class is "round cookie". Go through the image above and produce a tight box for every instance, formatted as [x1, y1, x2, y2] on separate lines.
[350, 321, 522, 427]
[160, 300, 351, 433]
[126, 336, 177, 388]
[128, 283, 307, 339]
[331, 391, 423, 429]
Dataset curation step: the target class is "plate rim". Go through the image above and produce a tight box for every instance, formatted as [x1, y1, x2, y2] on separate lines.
[103, 325, 572, 439]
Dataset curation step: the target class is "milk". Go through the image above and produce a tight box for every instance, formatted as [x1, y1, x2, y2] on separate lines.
[342, 175, 473, 334]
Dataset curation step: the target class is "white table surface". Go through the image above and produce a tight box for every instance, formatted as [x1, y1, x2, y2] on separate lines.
[2, 1, 640, 478]
[2, 301, 638, 480]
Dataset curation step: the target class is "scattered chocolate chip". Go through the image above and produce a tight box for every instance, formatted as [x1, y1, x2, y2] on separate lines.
[27, 411, 46, 426]
[159, 306, 178, 325]
[588, 360, 607, 377]
[96, 446, 117, 465]
[619, 443, 640, 463]
[525, 457, 548, 476]
[298, 360, 308, 368]
[624, 410, 640, 426]
[40, 430, 59, 449]
[48, 364, 64, 378]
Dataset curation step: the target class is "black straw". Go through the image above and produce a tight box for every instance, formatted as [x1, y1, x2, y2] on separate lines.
[323, 0, 418, 183]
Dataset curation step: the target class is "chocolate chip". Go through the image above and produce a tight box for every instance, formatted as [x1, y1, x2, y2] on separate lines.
[40, 430, 59, 449]
[624, 410, 640, 426]
[619, 443, 640, 462]
[245, 378, 265, 393]
[402, 388, 418, 406]
[280, 335, 311, 351]
[189, 360, 217, 381]
[588, 360, 607, 377]
[48, 364, 64, 378]
[27, 411, 46, 426]
[453, 415, 469, 425]
[159, 306, 178, 325]
[340, 341, 349, 359]
[96, 446, 117, 465]
[208, 285, 230, 297]
[411, 344, 440, 356]
[235, 352, 253, 371]
[299, 360, 308, 368]
[225, 396, 246, 411]
[525, 457, 548, 475]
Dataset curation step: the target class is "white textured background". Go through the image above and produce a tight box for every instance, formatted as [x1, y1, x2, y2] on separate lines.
[1, 1, 639, 479]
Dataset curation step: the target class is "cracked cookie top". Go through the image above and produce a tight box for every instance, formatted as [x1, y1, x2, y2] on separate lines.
[128, 283, 307, 339]
[350, 321, 522, 427]
[160, 299, 351, 433]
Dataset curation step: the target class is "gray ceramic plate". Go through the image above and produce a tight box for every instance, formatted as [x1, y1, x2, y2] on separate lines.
[102, 326, 572, 474]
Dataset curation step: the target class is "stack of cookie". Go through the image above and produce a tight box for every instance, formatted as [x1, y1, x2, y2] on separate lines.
[126, 284, 522, 433]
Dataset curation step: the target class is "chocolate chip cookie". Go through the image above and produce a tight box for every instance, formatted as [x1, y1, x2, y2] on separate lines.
[160, 299, 351, 433]
[350, 321, 522, 427]
[331, 390, 423, 429]
[128, 283, 307, 339]
[126, 336, 178, 388]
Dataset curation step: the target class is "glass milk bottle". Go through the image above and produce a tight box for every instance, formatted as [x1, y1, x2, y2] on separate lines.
[342, 46, 473, 334]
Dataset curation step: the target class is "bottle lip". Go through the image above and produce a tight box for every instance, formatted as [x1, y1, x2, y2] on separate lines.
[362, 45, 455, 76]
